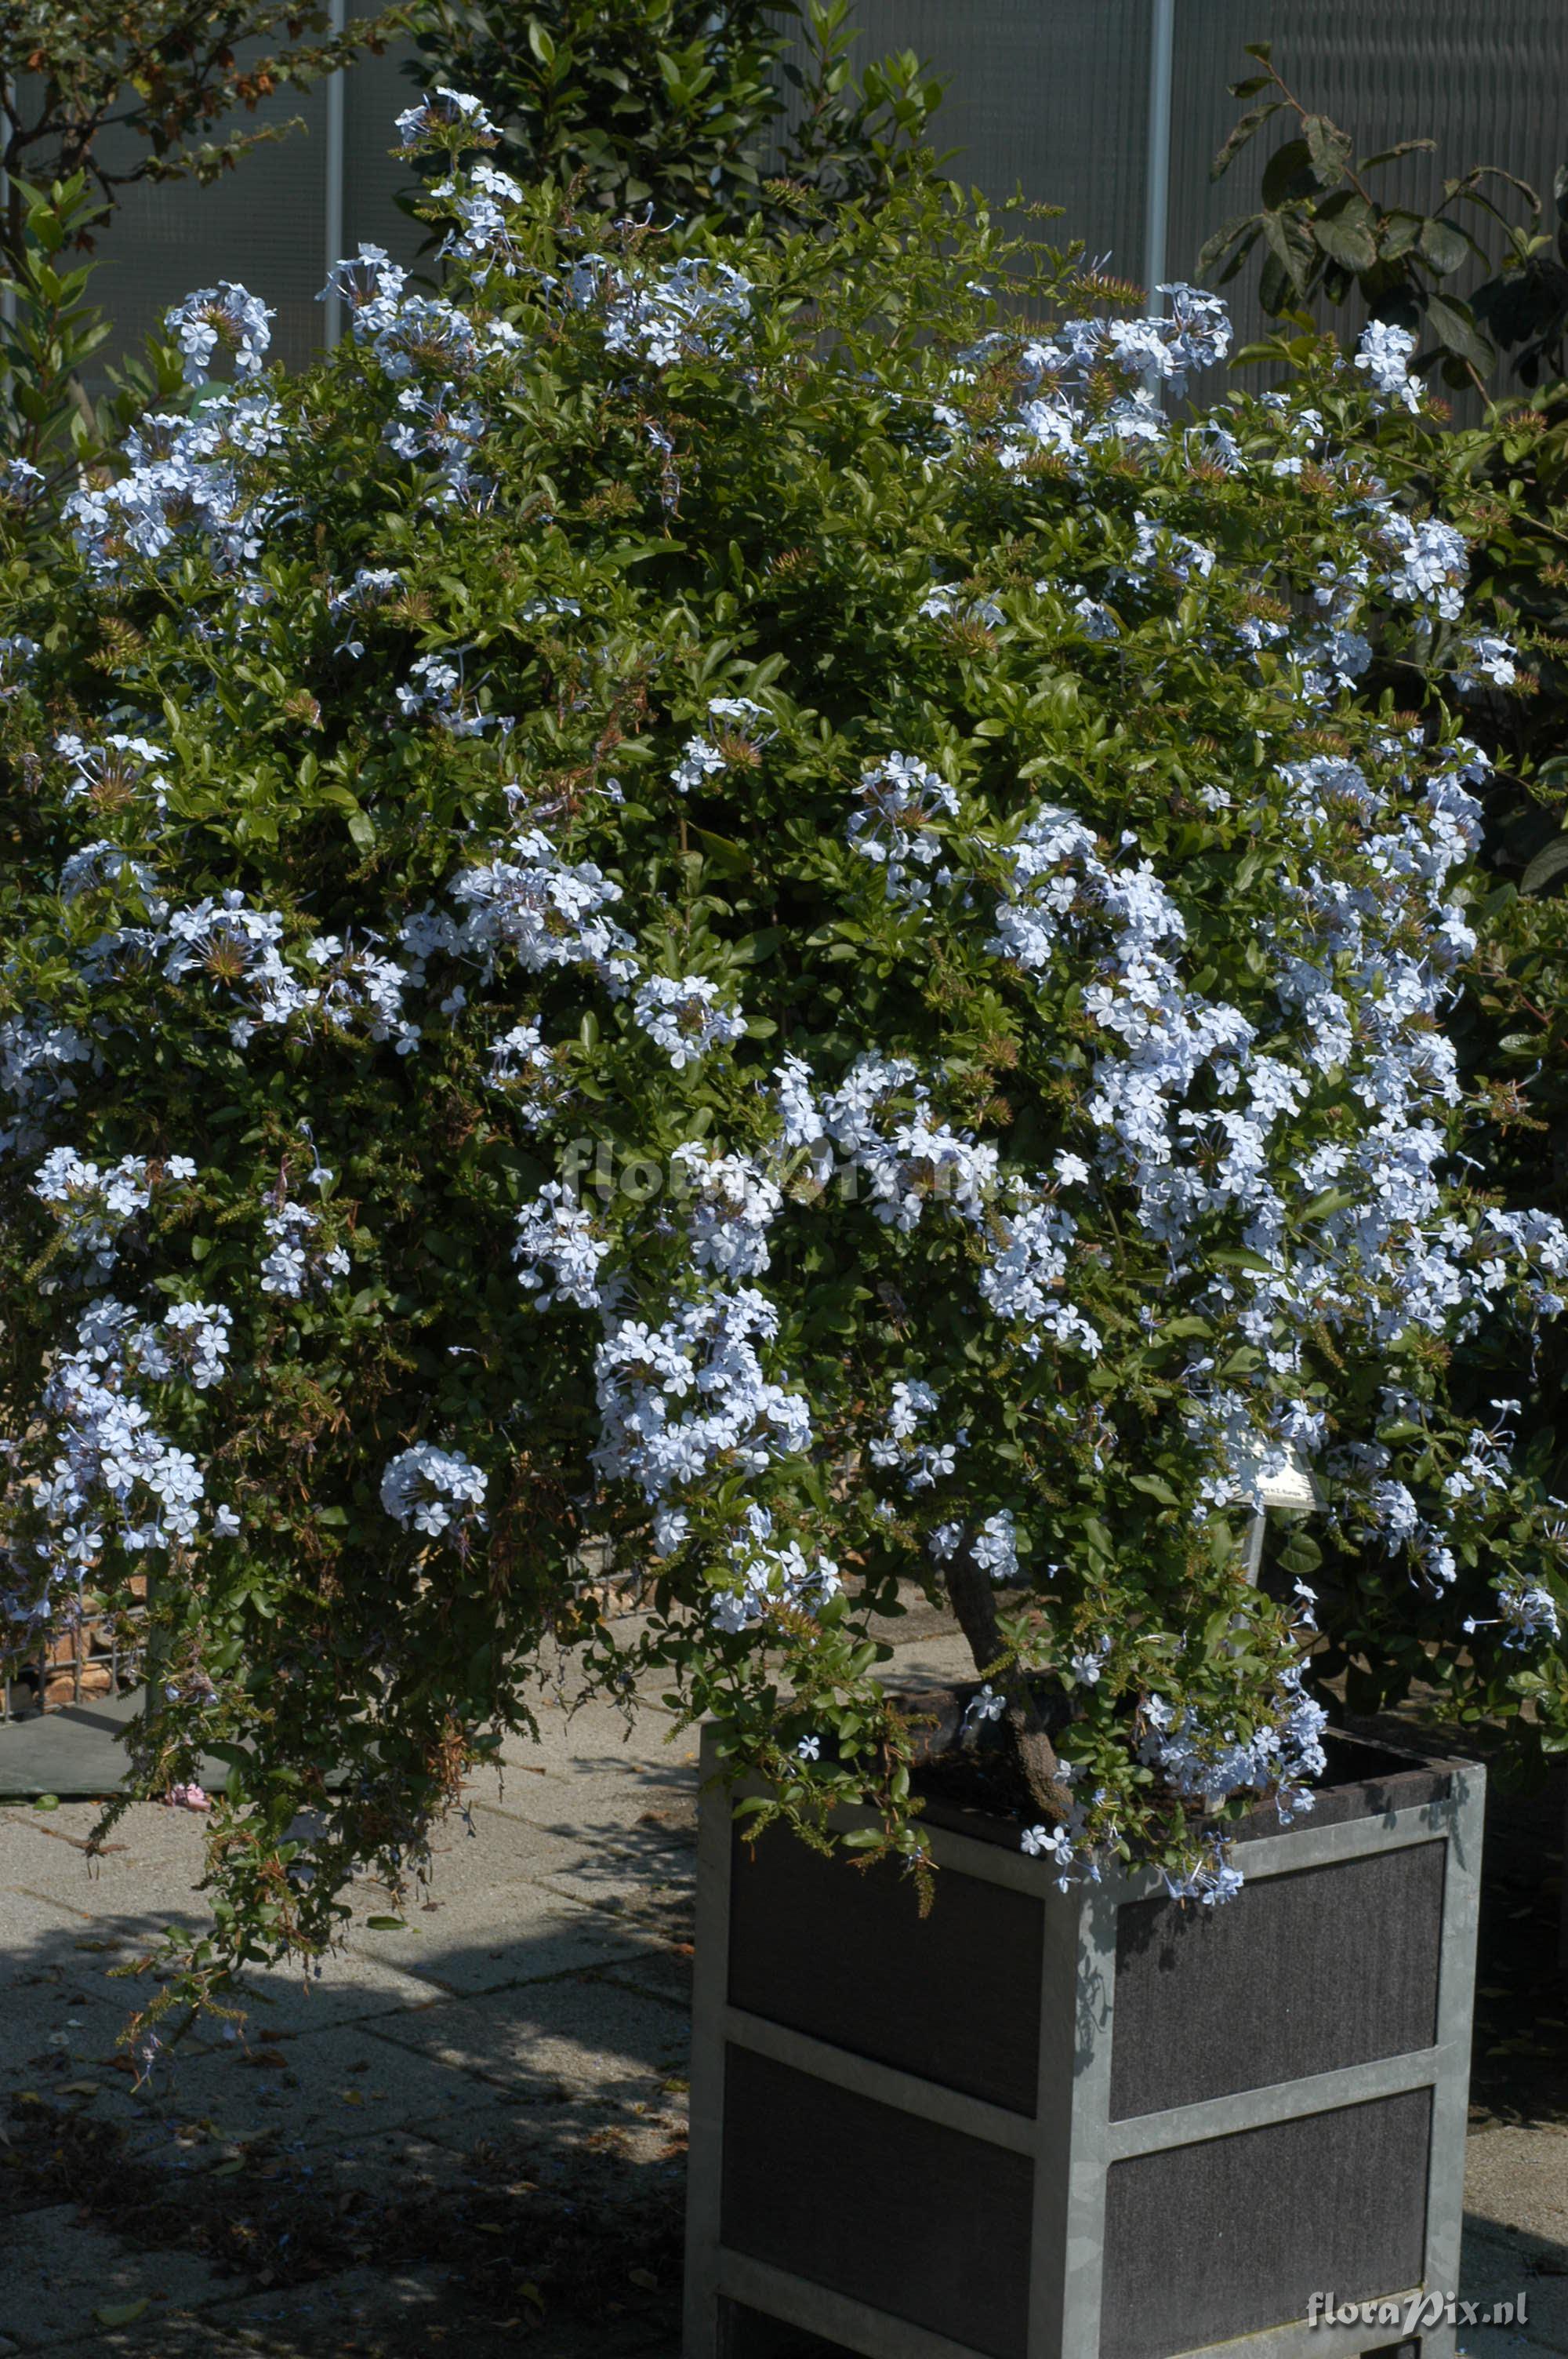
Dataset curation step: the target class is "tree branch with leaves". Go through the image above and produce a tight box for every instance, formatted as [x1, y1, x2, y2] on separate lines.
[0, 1, 407, 267]
[1201, 40, 1565, 396]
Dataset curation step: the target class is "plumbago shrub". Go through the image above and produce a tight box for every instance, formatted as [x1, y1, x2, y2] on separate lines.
[3, 107, 1568, 2002]
[1199, 315, 1568, 1759]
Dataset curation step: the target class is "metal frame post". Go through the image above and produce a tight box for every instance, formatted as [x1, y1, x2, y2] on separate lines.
[323, 0, 348, 348]
[1142, 0, 1177, 317]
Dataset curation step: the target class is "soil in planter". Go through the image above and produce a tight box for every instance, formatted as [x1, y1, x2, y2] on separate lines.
[902, 1680, 1438, 1846]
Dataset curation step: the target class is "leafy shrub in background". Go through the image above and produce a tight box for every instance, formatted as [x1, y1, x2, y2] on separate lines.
[0, 177, 185, 514]
[402, 0, 946, 228]
[2, 101, 1566, 2023]
[1204, 48, 1568, 1738]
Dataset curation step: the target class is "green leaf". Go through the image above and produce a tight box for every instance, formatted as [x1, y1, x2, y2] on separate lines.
[1260, 139, 1313, 211]
[1260, 209, 1314, 302]
[1302, 1187, 1358, 1221]
[730, 926, 783, 964]
[527, 18, 557, 65]
[1302, 115, 1352, 187]
[1359, 139, 1436, 170]
[1421, 290, 1492, 372]
[1522, 834, 1568, 894]
[1310, 194, 1377, 273]
[1210, 104, 1283, 183]
[94, 2305, 151, 2329]
[365, 1915, 407, 1931]
[1417, 215, 1473, 275]
[1197, 215, 1262, 278]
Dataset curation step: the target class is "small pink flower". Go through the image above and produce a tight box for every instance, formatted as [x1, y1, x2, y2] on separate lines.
[162, 1782, 211, 1811]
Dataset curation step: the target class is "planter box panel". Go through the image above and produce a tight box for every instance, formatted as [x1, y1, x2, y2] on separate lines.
[720, 2045, 1033, 2359]
[1099, 2088, 1432, 2359]
[717, 2299, 856, 2357]
[1110, 1841, 1446, 2119]
[687, 1732, 1482, 2359]
[728, 1828, 1043, 2113]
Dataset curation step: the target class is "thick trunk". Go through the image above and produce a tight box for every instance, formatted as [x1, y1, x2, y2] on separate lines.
[944, 1542, 1075, 1824]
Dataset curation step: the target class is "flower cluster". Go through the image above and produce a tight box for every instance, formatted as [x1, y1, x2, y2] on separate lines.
[633, 975, 746, 1068]
[1354, 319, 1422, 412]
[868, 1379, 965, 1492]
[165, 284, 276, 384]
[259, 1172, 349, 1299]
[379, 1444, 488, 1541]
[65, 389, 285, 579]
[670, 696, 767, 794]
[514, 1183, 612, 1309]
[593, 1290, 812, 1505]
[712, 1505, 842, 1634]
[567, 253, 754, 369]
[848, 754, 959, 903]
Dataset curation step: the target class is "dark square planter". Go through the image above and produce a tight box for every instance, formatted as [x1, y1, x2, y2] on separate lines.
[683, 1725, 1483, 2359]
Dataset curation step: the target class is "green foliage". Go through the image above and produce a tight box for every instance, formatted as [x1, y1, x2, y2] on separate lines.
[0, 177, 184, 485]
[1204, 42, 1566, 394]
[403, 0, 946, 227]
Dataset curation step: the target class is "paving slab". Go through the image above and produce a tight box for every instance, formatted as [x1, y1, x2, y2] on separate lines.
[1466, 2121, 1568, 2250]
[878, 1632, 981, 1691]
[1, 1897, 440, 2045]
[459, 1751, 701, 1842]
[457, 1797, 695, 1943]
[1461, 2220, 1568, 2353]
[75, 2275, 680, 2359]
[0, 2204, 228, 2350]
[0, 1885, 111, 1969]
[0, 1808, 213, 1921]
[348, 1801, 586, 1906]
[129, 2013, 512, 2155]
[595, 1946, 694, 2011]
[342, 1883, 670, 2001]
[1, 1978, 150, 2078]
[368, 1971, 690, 2125]
[181, 2266, 449, 2352]
[492, 1690, 680, 1772]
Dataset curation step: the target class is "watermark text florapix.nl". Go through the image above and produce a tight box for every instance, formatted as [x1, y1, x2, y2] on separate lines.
[1308, 2290, 1528, 2334]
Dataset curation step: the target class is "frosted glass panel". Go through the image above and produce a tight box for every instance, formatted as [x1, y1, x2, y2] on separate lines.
[780, 0, 1151, 285]
[86, 59, 332, 375]
[343, 13, 428, 274]
[67, 0, 1568, 384]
